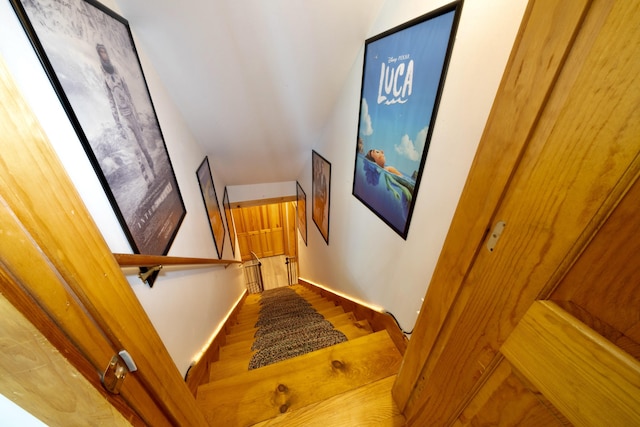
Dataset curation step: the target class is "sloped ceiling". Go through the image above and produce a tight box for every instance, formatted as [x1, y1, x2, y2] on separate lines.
[117, 0, 386, 185]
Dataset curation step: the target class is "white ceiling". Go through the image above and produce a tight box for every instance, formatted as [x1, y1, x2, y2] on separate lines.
[117, 0, 386, 186]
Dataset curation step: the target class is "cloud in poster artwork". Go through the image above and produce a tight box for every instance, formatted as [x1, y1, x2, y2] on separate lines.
[395, 126, 429, 162]
[360, 98, 373, 136]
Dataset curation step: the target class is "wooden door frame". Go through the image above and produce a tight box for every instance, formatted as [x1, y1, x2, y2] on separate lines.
[0, 56, 207, 425]
[394, 0, 639, 424]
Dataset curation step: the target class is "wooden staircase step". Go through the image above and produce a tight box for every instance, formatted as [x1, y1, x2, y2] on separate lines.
[196, 330, 402, 426]
[224, 310, 363, 345]
[218, 317, 374, 361]
[210, 317, 374, 382]
[229, 305, 345, 335]
[235, 296, 334, 323]
[250, 375, 405, 426]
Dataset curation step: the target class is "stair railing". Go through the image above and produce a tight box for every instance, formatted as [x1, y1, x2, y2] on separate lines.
[113, 253, 241, 285]
[243, 251, 264, 294]
[285, 256, 298, 286]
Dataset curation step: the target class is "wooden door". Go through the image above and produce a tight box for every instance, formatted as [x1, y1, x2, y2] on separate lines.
[394, 0, 640, 425]
[235, 203, 289, 261]
[0, 57, 207, 425]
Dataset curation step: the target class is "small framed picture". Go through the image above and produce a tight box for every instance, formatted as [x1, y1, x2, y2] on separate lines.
[196, 157, 225, 258]
[312, 150, 331, 244]
[296, 181, 307, 245]
[223, 187, 236, 257]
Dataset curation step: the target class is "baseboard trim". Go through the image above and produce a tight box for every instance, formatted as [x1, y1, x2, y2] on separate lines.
[185, 289, 249, 396]
[298, 279, 408, 354]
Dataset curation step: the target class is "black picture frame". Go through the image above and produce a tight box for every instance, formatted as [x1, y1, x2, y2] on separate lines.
[352, 1, 462, 239]
[296, 181, 307, 246]
[11, 0, 186, 260]
[196, 157, 225, 259]
[312, 150, 331, 244]
[223, 187, 236, 258]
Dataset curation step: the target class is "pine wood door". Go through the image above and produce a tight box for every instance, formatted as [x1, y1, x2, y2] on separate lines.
[0, 57, 207, 425]
[394, 0, 640, 425]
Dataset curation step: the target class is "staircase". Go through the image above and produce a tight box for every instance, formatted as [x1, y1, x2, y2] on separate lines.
[195, 285, 405, 426]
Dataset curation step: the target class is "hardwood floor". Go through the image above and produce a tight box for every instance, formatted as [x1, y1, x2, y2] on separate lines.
[196, 285, 405, 426]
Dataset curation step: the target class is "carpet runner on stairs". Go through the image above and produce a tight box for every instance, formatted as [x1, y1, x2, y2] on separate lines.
[248, 286, 348, 370]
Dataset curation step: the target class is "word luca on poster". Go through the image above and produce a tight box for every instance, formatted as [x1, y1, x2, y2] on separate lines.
[377, 55, 414, 105]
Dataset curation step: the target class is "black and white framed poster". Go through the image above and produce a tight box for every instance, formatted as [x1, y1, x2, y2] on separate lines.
[11, 0, 186, 256]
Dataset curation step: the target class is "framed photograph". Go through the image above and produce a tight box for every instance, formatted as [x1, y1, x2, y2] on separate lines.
[296, 181, 307, 245]
[312, 150, 331, 244]
[223, 187, 236, 257]
[11, 0, 186, 256]
[196, 157, 225, 258]
[352, 1, 462, 239]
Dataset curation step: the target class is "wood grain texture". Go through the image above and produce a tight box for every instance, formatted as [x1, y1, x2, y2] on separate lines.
[454, 358, 567, 427]
[502, 301, 640, 426]
[0, 292, 132, 427]
[401, 0, 640, 424]
[393, 0, 593, 409]
[0, 58, 207, 425]
[196, 330, 402, 426]
[251, 376, 405, 427]
[550, 175, 640, 351]
[113, 252, 240, 267]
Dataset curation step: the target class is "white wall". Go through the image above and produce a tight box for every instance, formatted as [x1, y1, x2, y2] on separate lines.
[298, 0, 528, 332]
[0, 0, 246, 376]
[227, 181, 296, 204]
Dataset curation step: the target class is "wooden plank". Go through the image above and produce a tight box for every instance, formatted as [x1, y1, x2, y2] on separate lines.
[393, 0, 593, 409]
[251, 376, 405, 427]
[196, 331, 402, 426]
[0, 292, 133, 427]
[501, 301, 640, 427]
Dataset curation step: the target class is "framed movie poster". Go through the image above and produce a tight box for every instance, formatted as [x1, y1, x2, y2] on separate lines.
[223, 187, 236, 257]
[312, 150, 331, 244]
[196, 157, 225, 258]
[11, 0, 186, 256]
[296, 181, 307, 245]
[352, 2, 462, 239]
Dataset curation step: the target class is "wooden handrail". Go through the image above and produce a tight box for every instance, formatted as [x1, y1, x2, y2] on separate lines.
[113, 253, 241, 268]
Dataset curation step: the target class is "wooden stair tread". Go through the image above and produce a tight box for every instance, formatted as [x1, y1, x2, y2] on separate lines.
[229, 305, 345, 335]
[250, 375, 405, 426]
[218, 318, 374, 361]
[226, 311, 358, 345]
[197, 330, 402, 426]
[235, 298, 336, 323]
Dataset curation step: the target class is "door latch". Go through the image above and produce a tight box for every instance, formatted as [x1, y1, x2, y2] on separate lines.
[101, 350, 137, 394]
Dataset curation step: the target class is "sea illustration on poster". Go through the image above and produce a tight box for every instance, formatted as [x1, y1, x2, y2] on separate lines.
[352, 6, 458, 239]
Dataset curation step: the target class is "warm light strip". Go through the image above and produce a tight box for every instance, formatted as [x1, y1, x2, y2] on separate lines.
[300, 278, 386, 313]
[190, 290, 247, 366]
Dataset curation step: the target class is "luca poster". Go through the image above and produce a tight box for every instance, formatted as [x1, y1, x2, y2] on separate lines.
[352, 3, 461, 239]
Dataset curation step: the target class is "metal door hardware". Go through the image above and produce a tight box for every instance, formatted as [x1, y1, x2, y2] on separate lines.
[487, 221, 506, 252]
[101, 350, 137, 394]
